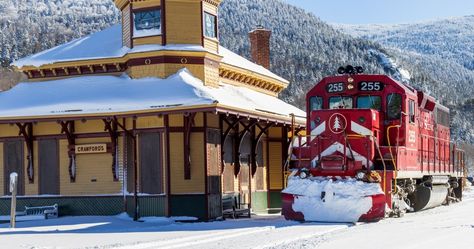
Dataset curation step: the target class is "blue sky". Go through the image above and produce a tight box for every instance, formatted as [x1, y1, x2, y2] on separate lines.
[285, 0, 474, 24]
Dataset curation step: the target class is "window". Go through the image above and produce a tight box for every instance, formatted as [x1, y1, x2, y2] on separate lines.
[386, 93, 402, 120]
[204, 12, 217, 38]
[409, 100, 416, 123]
[329, 96, 353, 109]
[133, 9, 161, 38]
[309, 96, 323, 111]
[357, 96, 382, 111]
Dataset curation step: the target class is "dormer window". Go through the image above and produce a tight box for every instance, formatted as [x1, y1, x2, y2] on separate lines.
[204, 12, 217, 38]
[133, 9, 162, 38]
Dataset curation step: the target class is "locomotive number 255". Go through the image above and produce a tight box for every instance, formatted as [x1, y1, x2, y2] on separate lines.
[327, 83, 345, 93]
[359, 82, 384, 91]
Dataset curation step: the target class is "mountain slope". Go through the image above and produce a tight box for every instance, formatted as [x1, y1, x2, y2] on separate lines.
[339, 16, 474, 70]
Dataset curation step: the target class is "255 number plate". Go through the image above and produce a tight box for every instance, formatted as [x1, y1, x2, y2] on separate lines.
[327, 82, 345, 93]
[358, 81, 384, 91]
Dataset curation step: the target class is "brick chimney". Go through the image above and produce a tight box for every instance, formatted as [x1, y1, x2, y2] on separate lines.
[249, 26, 272, 69]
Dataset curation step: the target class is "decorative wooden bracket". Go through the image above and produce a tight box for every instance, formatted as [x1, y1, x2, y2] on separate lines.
[60, 121, 76, 182]
[103, 118, 119, 181]
[251, 123, 274, 176]
[234, 120, 258, 177]
[220, 115, 244, 174]
[184, 113, 196, 180]
[16, 123, 34, 183]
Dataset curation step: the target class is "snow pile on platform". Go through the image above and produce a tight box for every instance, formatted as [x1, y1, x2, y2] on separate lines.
[282, 177, 383, 223]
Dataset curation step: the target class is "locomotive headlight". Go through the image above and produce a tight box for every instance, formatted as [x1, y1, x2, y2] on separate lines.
[348, 77, 354, 83]
[347, 84, 354, 90]
[356, 171, 366, 180]
[300, 171, 308, 179]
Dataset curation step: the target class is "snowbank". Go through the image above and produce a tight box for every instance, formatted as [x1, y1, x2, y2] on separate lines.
[282, 177, 383, 223]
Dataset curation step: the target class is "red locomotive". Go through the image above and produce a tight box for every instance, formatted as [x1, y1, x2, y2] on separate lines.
[282, 66, 466, 222]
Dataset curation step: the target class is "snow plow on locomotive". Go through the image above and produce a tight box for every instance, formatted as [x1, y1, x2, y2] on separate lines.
[282, 66, 466, 223]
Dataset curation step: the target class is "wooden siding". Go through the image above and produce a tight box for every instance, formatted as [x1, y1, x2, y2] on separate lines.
[136, 116, 165, 129]
[169, 132, 205, 194]
[268, 141, 283, 190]
[166, 1, 202, 45]
[132, 0, 161, 10]
[206, 113, 219, 128]
[75, 120, 106, 134]
[203, 1, 218, 14]
[33, 122, 61, 136]
[204, 58, 220, 87]
[169, 114, 183, 127]
[194, 113, 204, 127]
[133, 36, 163, 46]
[122, 4, 132, 48]
[128, 63, 205, 81]
[269, 127, 283, 138]
[204, 38, 219, 53]
[60, 138, 121, 195]
[0, 124, 19, 137]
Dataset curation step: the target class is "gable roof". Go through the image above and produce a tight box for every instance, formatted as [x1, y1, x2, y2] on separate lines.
[0, 69, 304, 121]
[13, 24, 288, 84]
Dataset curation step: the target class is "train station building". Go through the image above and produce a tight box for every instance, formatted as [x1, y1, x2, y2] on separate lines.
[0, 0, 305, 220]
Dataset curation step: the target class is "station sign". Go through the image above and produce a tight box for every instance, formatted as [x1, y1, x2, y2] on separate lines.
[75, 144, 107, 154]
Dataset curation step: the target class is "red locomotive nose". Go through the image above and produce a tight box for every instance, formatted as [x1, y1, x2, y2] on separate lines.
[304, 109, 380, 178]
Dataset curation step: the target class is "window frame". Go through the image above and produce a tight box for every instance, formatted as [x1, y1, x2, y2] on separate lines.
[356, 95, 382, 111]
[132, 7, 162, 38]
[309, 96, 323, 111]
[329, 96, 353, 109]
[203, 12, 218, 39]
[408, 99, 416, 123]
[386, 93, 402, 120]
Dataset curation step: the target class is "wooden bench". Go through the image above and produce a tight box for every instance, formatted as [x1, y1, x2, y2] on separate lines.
[22, 204, 59, 219]
[222, 194, 251, 219]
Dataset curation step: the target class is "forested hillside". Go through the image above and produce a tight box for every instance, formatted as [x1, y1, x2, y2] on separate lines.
[0, 0, 472, 150]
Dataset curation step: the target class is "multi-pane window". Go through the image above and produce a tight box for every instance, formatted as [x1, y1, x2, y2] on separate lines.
[204, 12, 217, 38]
[133, 9, 161, 38]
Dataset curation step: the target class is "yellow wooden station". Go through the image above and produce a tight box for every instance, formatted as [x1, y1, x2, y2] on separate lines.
[0, 0, 305, 220]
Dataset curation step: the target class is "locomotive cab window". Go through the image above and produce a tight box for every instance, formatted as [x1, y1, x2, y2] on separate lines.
[310, 96, 323, 111]
[329, 96, 352, 109]
[409, 100, 416, 123]
[357, 96, 381, 111]
[386, 93, 402, 120]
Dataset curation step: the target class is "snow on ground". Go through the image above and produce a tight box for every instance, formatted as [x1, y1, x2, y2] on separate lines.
[1, 189, 473, 249]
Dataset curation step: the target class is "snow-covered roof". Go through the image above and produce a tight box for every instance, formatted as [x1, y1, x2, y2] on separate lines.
[13, 24, 288, 84]
[0, 69, 304, 120]
[219, 46, 288, 84]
